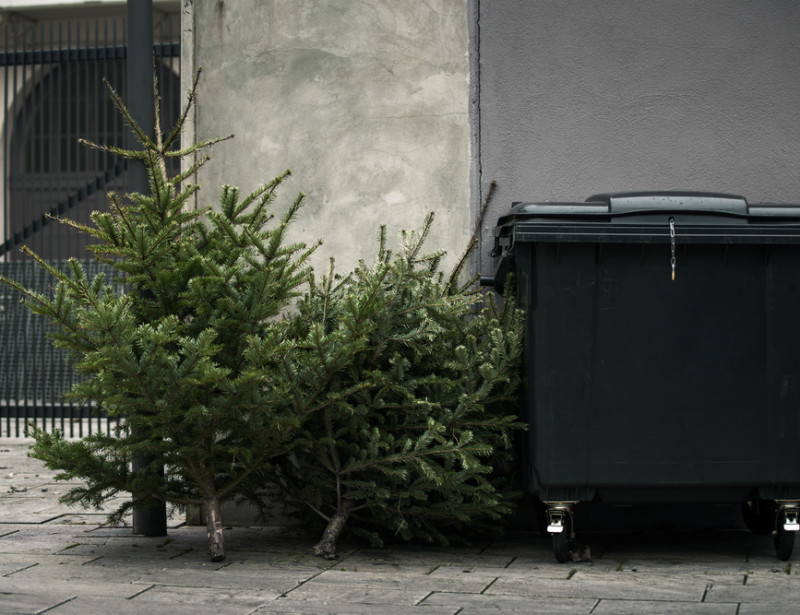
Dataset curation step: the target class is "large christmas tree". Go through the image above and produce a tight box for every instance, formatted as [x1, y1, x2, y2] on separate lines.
[0, 72, 317, 562]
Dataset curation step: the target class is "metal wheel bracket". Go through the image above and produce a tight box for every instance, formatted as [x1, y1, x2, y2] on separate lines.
[779, 505, 800, 532]
[545, 502, 577, 537]
[547, 513, 566, 534]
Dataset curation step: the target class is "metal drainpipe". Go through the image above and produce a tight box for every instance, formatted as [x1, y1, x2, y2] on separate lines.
[128, 0, 167, 538]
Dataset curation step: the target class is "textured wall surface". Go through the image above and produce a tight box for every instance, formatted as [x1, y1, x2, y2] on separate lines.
[187, 0, 471, 274]
[478, 0, 800, 271]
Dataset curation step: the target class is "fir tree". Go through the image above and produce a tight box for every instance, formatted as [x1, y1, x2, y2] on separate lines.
[273, 214, 524, 558]
[0, 71, 317, 562]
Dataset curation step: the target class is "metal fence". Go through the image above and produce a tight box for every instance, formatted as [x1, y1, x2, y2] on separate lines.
[0, 259, 122, 437]
[0, 13, 180, 437]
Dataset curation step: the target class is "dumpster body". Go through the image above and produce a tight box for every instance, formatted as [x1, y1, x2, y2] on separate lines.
[491, 192, 800, 561]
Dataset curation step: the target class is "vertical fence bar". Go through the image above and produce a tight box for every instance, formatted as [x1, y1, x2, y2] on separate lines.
[35, 23, 43, 435]
[16, 23, 28, 436]
[57, 21, 67, 438]
[2, 21, 9, 438]
[43, 23, 50, 435]
[68, 21, 78, 438]
[89, 19, 97, 437]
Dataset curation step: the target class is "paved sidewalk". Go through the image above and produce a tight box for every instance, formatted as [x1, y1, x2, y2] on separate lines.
[2, 438, 800, 614]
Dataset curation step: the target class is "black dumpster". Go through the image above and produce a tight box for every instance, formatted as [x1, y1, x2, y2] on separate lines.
[490, 191, 800, 562]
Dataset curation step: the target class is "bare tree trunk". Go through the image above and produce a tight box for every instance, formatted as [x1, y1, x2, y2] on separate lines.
[203, 495, 226, 562]
[313, 499, 352, 559]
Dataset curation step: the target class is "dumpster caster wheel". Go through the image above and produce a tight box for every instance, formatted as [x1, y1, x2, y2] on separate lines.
[774, 526, 795, 561]
[774, 506, 799, 561]
[551, 516, 573, 563]
[546, 503, 577, 563]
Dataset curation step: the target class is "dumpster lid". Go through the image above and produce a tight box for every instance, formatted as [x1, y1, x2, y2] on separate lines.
[495, 191, 800, 246]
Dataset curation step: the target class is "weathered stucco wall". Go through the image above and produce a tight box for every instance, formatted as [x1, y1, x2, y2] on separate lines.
[477, 0, 800, 271]
[186, 0, 471, 275]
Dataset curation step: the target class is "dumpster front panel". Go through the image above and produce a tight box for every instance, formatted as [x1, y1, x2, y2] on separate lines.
[511, 209, 800, 504]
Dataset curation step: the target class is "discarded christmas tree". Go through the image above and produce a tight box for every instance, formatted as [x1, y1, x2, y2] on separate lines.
[273, 215, 524, 558]
[0, 71, 317, 562]
[3, 66, 524, 563]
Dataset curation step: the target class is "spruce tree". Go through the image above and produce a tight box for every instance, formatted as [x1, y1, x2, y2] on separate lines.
[0, 71, 317, 562]
[273, 215, 524, 558]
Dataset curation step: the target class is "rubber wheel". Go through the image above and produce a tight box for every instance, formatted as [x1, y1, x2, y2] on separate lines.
[552, 514, 573, 563]
[742, 500, 775, 536]
[775, 524, 795, 561]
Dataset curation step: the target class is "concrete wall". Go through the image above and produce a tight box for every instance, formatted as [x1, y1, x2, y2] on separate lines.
[477, 0, 800, 271]
[186, 0, 472, 276]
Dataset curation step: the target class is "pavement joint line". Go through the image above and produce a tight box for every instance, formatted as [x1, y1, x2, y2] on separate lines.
[478, 575, 500, 594]
[37, 595, 76, 614]
[127, 584, 156, 600]
[589, 598, 600, 613]
[476, 541, 494, 555]
[3, 562, 38, 577]
[167, 547, 194, 560]
[276, 565, 328, 599]
[414, 589, 436, 606]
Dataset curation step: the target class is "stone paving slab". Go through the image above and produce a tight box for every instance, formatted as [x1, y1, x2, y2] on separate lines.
[21, 595, 267, 615]
[333, 545, 514, 571]
[306, 567, 497, 592]
[281, 584, 433, 607]
[419, 592, 598, 613]
[252, 598, 459, 615]
[486, 573, 708, 602]
[705, 573, 800, 603]
[590, 600, 738, 614]
[134, 566, 315, 592]
[738, 604, 800, 615]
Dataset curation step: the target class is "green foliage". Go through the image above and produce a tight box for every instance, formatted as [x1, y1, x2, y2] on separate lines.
[0, 71, 317, 533]
[273, 216, 524, 555]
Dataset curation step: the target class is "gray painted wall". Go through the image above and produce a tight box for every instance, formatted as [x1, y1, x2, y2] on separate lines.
[477, 0, 800, 272]
[186, 0, 472, 276]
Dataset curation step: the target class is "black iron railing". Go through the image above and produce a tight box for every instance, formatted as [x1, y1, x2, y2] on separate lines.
[0, 14, 180, 437]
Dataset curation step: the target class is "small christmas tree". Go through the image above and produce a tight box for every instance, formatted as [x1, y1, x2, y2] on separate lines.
[274, 215, 524, 558]
[0, 71, 317, 562]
